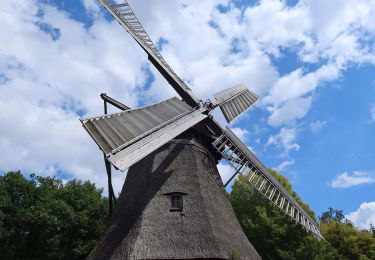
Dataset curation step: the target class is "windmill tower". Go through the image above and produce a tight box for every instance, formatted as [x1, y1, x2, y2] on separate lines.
[81, 0, 324, 259]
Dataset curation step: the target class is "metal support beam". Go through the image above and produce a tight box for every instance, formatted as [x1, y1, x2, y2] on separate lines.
[101, 93, 131, 111]
[104, 157, 115, 215]
[102, 95, 123, 216]
[224, 163, 244, 187]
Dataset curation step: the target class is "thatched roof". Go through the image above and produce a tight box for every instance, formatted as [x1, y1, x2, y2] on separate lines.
[88, 131, 261, 259]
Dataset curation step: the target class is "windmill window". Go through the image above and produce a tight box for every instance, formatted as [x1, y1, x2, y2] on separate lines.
[170, 194, 183, 211]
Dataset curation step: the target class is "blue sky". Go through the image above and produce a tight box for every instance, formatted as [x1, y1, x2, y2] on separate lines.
[1, 0, 374, 229]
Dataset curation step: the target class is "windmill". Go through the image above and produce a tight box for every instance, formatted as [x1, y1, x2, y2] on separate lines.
[81, 0, 323, 259]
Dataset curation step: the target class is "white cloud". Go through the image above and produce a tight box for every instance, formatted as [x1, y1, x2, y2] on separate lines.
[276, 160, 295, 171]
[265, 65, 340, 107]
[217, 163, 235, 185]
[81, 0, 101, 14]
[370, 104, 375, 122]
[0, 0, 143, 193]
[0, 0, 278, 195]
[133, 0, 278, 102]
[243, 0, 312, 57]
[310, 120, 327, 133]
[264, 64, 339, 126]
[1, 0, 375, 195]
[266, 127, 300, 154]
[244, 0, 375, 126]
[267, 96, 313, 126]
[330, 171, 375, 188]
[346, 202, 375, 229]
[231, 127, 250, 141]
[303, 0, 375, 64]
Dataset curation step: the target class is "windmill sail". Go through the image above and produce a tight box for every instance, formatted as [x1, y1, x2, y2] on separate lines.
[214, 84, 259, 123]
[81, 97, 207, 171]
[86, 0, 325, 249]
[97, 0, 199, 107]
[212, 127, 324, 240]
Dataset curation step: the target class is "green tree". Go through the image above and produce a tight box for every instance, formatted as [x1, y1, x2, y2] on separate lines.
[229, 170, 333, 259]
[319, 207, 345, 223]
[320, 210, 375, 260]
[0, 171, 108, 260]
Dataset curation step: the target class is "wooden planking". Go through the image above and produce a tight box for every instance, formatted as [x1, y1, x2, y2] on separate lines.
[109, 108, 208, 171]
[214, 84, 259, 123]
[97, 0, 200, 107]
[81, 97, 192, 155]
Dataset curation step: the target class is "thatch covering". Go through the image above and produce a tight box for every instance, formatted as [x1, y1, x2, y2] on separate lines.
[88, 131, 261, 259]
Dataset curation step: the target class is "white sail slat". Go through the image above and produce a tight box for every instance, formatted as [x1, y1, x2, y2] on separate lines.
[81, 97, 192, 155]
[214, 84, 259, 123]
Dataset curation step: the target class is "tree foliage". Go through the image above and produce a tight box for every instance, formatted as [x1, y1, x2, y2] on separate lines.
[0, 171, 108, 260]
[229, 169, 375, 259]
[1, 170, 374, 259]
[319, 207, 345, 223]
[229, 171, 332, 259]
[320, 220, 375, 259]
